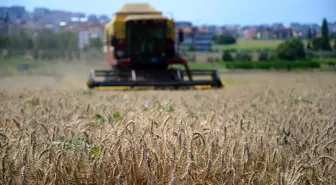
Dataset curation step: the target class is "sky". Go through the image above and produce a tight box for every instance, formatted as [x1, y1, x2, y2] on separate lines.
[1, 0, 336, 26]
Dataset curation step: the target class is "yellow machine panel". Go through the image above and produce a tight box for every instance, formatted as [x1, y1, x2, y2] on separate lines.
[104, 3, 171, 42]
[167, 19, 174, 39]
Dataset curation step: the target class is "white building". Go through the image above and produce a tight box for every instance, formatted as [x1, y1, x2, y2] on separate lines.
[78, 30, 89, 49]
[78, 27, 104, 49]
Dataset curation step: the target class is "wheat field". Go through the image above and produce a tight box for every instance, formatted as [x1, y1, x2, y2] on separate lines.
[0, 71, 336, 185]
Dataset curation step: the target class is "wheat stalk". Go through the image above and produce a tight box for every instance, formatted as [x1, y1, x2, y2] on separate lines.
[1, 72, 335, 184]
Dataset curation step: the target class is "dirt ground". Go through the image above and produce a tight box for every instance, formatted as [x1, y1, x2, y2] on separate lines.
[0, 70, 335, 90]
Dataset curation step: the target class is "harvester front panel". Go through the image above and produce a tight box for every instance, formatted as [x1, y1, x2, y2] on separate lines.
[87, 68, 223, 90]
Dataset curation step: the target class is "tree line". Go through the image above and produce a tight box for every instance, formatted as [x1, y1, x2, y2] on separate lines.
[307, 18, 336, 51]
[221, 18, 336, 62]
[215, 18, 336, 51]
[0, 28, 103, 60]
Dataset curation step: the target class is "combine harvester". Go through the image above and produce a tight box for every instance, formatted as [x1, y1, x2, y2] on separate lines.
[86, 3, 224, 90]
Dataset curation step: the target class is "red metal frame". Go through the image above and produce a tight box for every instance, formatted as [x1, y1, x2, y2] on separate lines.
[104, 35, 193, 80]
[106, 49, 188, 67]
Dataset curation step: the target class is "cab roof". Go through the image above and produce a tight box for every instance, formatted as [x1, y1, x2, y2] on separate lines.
[125, 14, 167, 21]
[117, 3, 161, 14]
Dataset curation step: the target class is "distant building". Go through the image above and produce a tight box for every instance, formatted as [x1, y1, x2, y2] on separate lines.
[216, 26, 240, 37]
[274, 28, 293, 39]
[194, 28, 213, 51]
[272, 23, 285, 30]
[72, 12, 86, 18]
[99, 15, 109, 22]
[34, 7, 50, 15]
[78, 30, 89, 49]
[256, 28, 273, 40]
[8, 6, 25, 20]
[243, 28, 256, 39]
[49, 10, 72, 22]
[200, 25, 218, 34]
[78, 26, 104, 49]
[329, 23, 336, 35]
[174, 21, 192, 28]
[176, 27, 213, 51]
[20, 21, 43, 31]
[0, 7, 9, 19]
[88, 14, 98, 22]
[0, 6, 25, 22]
[289, 23, 317, 38]
[0, 12, 10, 35]
[44, 22, 60, 32]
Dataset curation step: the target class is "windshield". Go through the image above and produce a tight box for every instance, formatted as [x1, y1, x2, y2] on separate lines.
[127, 20, 166, 56]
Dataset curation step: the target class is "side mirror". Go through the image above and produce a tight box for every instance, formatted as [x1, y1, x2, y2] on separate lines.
[178, 29, 184, 43]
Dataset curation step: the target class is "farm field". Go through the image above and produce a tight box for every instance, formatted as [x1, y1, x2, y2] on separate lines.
[213, 38, 334, 52]
[0, 63, 336, 184]
[213, 39, 285, 51]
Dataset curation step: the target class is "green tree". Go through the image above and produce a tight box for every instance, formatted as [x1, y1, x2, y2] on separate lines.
[0, 29, 34, 56]
[275, 38, 306, 61]
[5, 32, 32, 56]
[334, 39, 336, 50]
[307, 41, 312, 49]
[235, 51, 252, 61]
[211, 35, 218, 43]
[88, 37, 103, 50]
[35, 29, 59, 59]
[36, 29, 59, 49]
[217, 34, 236, 45]
[312, 37, 323, 50]
[17, 30, 34, 50]
[320, 18, 332, 50]
[258, 50, 269, 61]
[188, 44, 195, 52]
[306, 27, 312, 49]
[58, 31, 79, 60]
[0, 35, 10, 49]
[307, 27, 313, 39]
[32, 29, 79, 60]
[312, 28, 317, 38]
[222, 50, 233, 61]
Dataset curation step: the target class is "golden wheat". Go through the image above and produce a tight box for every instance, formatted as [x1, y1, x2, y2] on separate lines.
[0, 71, 336, 184]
